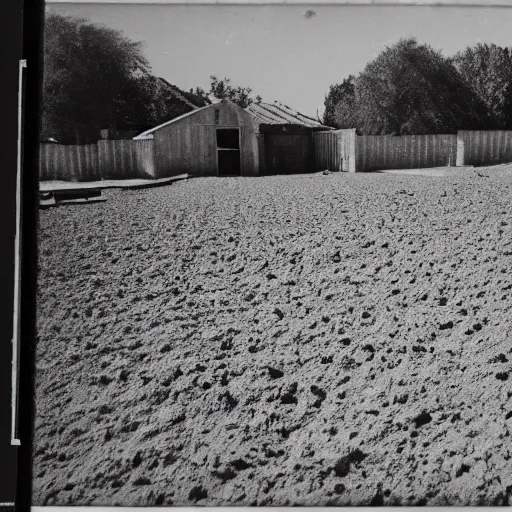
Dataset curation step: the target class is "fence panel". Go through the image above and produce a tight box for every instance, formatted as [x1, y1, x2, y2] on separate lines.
[40, 140, 155, 182]
[355, 134, 457, 172]
[314, 131, 336, 171]
[39, 143, 99, 181]
[97, 139, 156, 179]
[313, 129, 356, 172]
[98, 140, 136, 179]
[458, 130, 512, 167]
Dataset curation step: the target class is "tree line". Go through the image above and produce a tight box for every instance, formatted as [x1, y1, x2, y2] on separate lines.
[323, 38, 512, 135]
[42, 12, 261, 144]
[44, 13, 512, 143]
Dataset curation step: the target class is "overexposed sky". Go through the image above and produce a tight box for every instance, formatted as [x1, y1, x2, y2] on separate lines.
[47, 3, 512, 117]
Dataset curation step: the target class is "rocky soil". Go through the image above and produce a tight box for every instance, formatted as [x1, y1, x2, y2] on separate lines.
[34, 165, 512, 506]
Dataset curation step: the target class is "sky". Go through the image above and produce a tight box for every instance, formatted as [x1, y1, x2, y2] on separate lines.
[47, 3, 512, 117]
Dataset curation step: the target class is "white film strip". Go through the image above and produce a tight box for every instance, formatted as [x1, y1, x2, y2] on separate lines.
[11, 58, 26, 447]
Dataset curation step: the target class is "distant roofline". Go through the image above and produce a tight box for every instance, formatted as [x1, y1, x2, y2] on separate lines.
[247, 101, 332, 129]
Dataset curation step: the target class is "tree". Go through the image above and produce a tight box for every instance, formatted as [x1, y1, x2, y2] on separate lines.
[188, 87, 210, 106]
[43, 12, 156, 143]
[323, 76, 355, 127]
[208, 76, 256, 108]
[325, 38, 490, 135]
[452, 43, 512, 129]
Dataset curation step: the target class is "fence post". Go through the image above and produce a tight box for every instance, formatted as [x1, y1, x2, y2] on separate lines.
[348, 129, 357, 173]
[456, 131, 465, 167]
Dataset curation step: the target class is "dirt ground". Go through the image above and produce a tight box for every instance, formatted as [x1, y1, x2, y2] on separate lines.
[34, 165, 512, 506]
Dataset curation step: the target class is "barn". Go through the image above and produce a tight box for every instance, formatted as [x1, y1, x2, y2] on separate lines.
[247, 101, 332, 175]
[133, 98, 332, 177]
[134, 99, 260, 177]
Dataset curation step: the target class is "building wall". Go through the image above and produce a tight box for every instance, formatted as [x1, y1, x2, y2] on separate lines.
[260, 124, 322, 175]
[153, 101, 259, 177]
[264, 133, 312, 174]
[257, 134, 266, 175]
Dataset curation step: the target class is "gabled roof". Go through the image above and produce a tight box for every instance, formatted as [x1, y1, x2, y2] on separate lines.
[133, 97, 332, 140]
[246, 101, 331, 129]
[133, 100, 230, 140]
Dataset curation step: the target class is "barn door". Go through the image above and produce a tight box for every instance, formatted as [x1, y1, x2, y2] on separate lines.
[216, 128, 241, 176]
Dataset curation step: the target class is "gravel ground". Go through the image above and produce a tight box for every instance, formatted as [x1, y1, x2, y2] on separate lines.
[34, 165, 512, 506]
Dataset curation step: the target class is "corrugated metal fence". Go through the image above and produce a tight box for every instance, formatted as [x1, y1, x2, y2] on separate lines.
[40, 140, 156, 182]
[314, 130, 512, 172]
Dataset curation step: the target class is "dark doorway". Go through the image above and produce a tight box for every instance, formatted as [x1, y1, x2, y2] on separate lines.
[264, 132, 313, 174]
[217, 128, 241, 176]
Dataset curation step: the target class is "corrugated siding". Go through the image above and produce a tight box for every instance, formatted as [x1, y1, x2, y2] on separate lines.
[355, 134, 457, 172]
[39, 140, 155, 182]
[458, 130, 512, 166]
[39, 143, 99, 181]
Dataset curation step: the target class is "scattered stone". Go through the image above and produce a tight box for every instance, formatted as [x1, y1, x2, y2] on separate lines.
[334, 449, 368, 477]
[413, 411, 432, 428]
[132, 477, 150, 486]
[188, 486, 207, 502]
[267, 367, 284, 379]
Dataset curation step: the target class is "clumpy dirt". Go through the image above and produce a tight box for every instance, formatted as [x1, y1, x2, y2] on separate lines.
[33, 165, 512, 506]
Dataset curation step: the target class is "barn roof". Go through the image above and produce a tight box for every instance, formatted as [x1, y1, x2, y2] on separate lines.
[246, 101, 331, 129]
[134, 98, 332, 140]
[133, 101, 222, 140]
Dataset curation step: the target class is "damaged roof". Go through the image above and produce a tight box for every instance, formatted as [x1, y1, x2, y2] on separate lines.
[246, 101, 331, 129]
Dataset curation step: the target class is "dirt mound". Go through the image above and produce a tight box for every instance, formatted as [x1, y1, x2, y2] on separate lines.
[33, 166, 512, 506]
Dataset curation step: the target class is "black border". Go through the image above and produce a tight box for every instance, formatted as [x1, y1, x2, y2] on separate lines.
[0, 0, 24, 507]
[16, 0, 44, 511]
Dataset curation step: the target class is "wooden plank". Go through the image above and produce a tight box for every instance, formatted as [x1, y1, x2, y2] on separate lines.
[39, 174, 189, 193]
